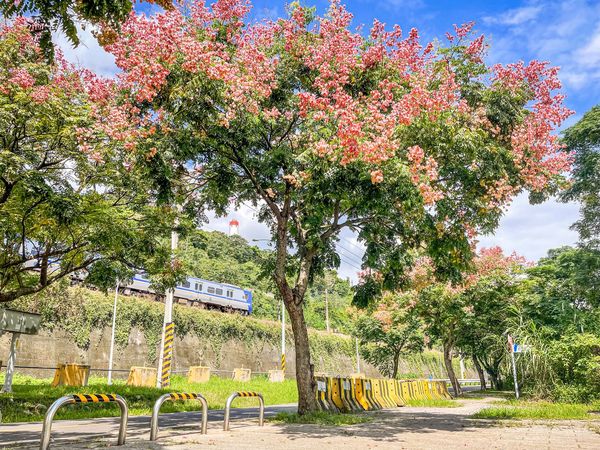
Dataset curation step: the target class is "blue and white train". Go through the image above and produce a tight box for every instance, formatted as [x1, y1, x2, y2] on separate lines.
[28, 258, 253, 315]
[124, 273, 253, 315]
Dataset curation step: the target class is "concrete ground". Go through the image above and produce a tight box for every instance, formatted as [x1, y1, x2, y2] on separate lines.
[2, 399, 599, 450]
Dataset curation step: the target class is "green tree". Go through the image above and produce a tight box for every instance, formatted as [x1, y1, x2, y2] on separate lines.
[458, 268, 522, 390]
[354, 292, 423, 378]
[562, 106, 600, 249]
[0, 21, 171, 302]
[521, 246, 600, 332]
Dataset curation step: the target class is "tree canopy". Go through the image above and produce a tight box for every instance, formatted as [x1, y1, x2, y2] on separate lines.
[91, 0, 573, 413]
[562, 105, 600, 250]
[0, 19, 172, 302]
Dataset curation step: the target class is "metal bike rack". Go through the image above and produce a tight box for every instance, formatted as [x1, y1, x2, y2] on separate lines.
[223, 391, 264, 431]
[150, 392, 208, 440]
[40, 394, 128, 450]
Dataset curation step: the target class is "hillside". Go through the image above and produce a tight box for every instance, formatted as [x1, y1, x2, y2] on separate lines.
[6, 284, 461, 379]
[178, 230, 355, 333]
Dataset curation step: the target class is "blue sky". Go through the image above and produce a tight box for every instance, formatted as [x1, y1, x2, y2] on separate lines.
[56, 0, 599, 281]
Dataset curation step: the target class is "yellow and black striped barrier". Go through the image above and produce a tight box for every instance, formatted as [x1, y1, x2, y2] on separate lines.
[315, 376, 340, 412]
[314, 377, 454, 413]
[236, 391, 261, 397]
[72, 393, 118, 403]
[169, 392, 199, 400]
[160, 322, 175, 388]
[340, 377, 362, 412]
[281, 353, 286, 373]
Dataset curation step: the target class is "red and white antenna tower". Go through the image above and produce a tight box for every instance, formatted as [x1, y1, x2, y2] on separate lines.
[229, 219, 239, 236]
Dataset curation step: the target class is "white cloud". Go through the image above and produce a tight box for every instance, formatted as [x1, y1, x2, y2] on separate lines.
[483, 5, 542, 26]
[53, 25, 117, 77]
[577, 23, 600, 65]
[482, 0, 600, 96]
[478, 194, 579, 261]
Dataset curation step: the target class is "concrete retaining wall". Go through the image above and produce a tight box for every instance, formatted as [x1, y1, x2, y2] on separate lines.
[0, 327, 381, 379]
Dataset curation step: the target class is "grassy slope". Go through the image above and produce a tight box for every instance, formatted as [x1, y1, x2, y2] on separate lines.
[0, 374, 298, 423]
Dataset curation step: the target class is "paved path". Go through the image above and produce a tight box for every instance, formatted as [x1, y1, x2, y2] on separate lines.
[2, 399, 600, 449]
[0, 404, 296, 449]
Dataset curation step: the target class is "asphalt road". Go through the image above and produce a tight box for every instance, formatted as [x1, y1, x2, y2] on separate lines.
[0, 404, 297, 449]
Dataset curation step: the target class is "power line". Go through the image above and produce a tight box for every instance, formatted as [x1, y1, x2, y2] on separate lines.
[337, 246, 363, 268]
[337, 243, 364, 261]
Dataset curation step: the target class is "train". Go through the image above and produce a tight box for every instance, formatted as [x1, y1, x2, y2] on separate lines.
[27, 257, 253, 315]
[122, 273, 253, 315]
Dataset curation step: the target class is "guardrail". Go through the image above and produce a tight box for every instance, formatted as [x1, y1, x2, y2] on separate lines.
[223, 391, 264, 431]
[150, 392, 208, 440]
[40, 394, 128, 450]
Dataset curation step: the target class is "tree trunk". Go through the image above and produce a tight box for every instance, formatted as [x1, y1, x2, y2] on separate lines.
[286, 297, 318, 414]
[443, 342, 462, 397]
[487, 371, 500, 390]
[392, 350, 400, 379]
[472, 354, 486, 390]
[480, 357, 503, 390]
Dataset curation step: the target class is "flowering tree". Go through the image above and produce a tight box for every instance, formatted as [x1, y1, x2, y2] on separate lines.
[0, 20, 173, 303]
[411, 247, 527, 394]
[102, 0, 571, 412]
[354, 292, 423, 378]
[1, 0, 172, 57]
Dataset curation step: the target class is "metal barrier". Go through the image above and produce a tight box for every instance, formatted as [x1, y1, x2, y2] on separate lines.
[40, 394, 128, 450]
[223, 391, 264, 431]
[150, 392, 208, 440]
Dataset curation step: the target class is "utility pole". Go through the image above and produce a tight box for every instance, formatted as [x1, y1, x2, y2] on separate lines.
[107, 279, 119, 385]
[324, 287, 330, 332]
[459, 354, 466, 380]
[508, 334, 520, 399]
[355, 338, 361, 374]
[1, 332, 19, 393]
[156, 219, 179, 388]
[281, 298, 286, 374]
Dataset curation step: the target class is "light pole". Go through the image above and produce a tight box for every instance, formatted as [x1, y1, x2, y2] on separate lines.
[507, 334, 520, 399]
[355, 338, 361, 374]
[280, 298, 286, 374]
[324, 287, 330, 332]
[107, 279, 119, 385]
[156, 219, 179, 388]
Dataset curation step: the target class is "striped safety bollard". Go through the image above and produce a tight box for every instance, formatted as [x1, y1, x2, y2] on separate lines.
[40, 394, 128, 450]
[161, 322, 175, 387]
[223, 391, 264, 431]
[150, 392, 208, 440]
[281, 353, 286, 373]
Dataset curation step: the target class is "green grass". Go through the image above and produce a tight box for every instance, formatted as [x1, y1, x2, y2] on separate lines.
[405, 398, 461, 408]
[472, 400, 600, 420]
[462, 390, 515, 400]
[0, 373, 297, 423]
[272, 411, 372, 426]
